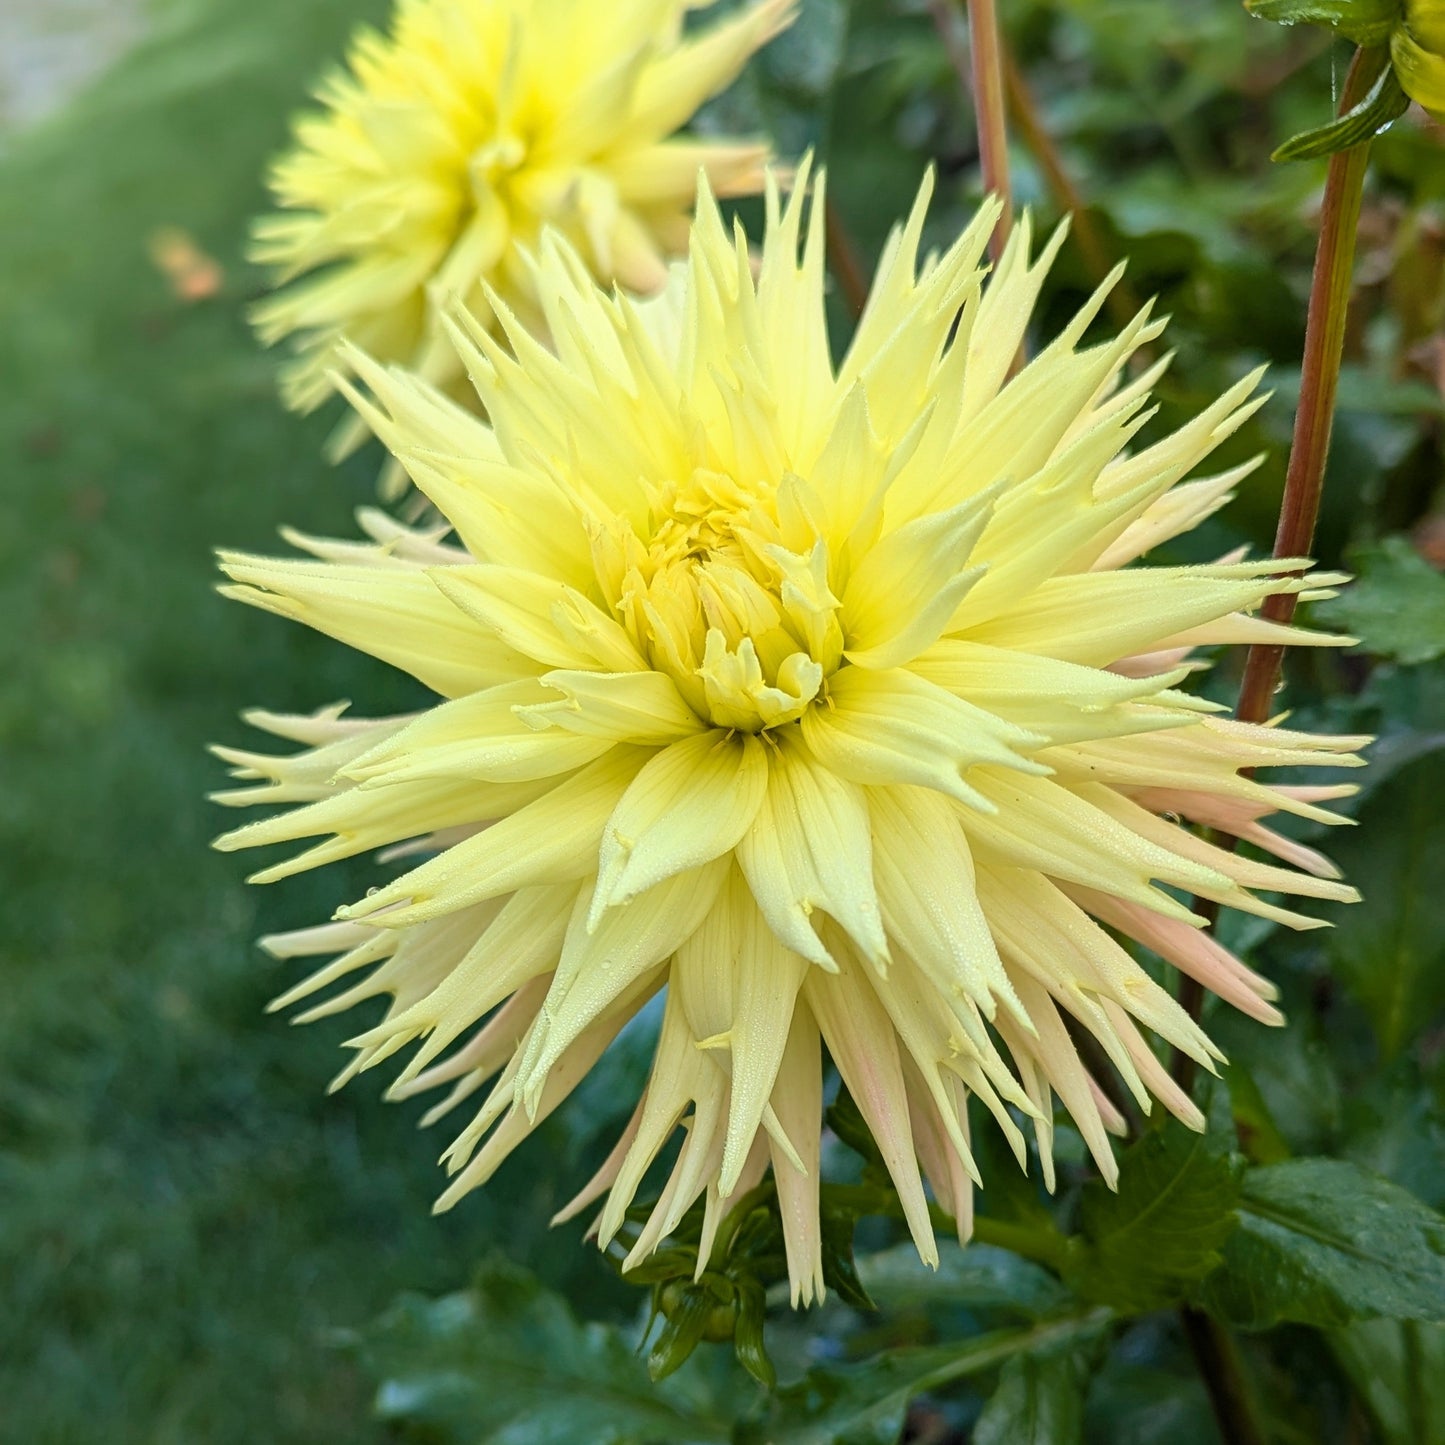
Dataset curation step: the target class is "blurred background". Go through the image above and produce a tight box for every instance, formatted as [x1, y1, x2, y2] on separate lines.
[2, 1, 1442, 1442]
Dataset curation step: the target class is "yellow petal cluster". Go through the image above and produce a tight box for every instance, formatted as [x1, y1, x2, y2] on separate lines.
[251, 0, 793, 465]
[216, 167, 1364, 1307]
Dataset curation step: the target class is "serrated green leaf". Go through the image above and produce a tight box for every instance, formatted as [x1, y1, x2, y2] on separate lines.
[1321, 746, 1445, 1058]
[734, 1313, 1110, 1445]
[1272, 60, 1409, 161]
[1200, 1160, 1445, 1330]
[362, 1257, 734, 1444]
[973, 1347, 1091, 1445]
[1245, 0, 1400, 45]
[1316, 536, 1445, 665]
[1070, 1120, 1242, 1313]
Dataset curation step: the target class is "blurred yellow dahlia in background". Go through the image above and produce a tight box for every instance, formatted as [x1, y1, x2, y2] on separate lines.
[250, 0, 793, 474]
[215, 166, 1364, 1307]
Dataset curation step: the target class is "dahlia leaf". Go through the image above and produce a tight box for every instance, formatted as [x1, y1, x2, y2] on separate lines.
[1271, 62, 1410, 162]
[1199, 1160, 1445, 1330]
[856, 1242, 1072, 1321]
[362, 1257, 732, 1444]
[1070, 1117, 1242, 1313]
[1315, 536, 1445, 666]
[736, 1313, 1110, 1445]
[1331, 1319, 1445, 1445]
[973, 1347, 1092, 1445]
[1320, 746, 1445, 1059]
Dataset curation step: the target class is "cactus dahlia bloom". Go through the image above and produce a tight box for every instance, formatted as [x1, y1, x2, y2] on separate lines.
[215, 167, 1364, 1307]
[250, 0, 794, 472]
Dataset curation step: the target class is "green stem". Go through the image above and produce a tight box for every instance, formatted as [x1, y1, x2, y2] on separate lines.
[905, 1309, 1112, 1398]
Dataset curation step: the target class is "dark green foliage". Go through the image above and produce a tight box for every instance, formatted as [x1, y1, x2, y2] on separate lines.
[362, 1257, 737, 1444]
[1069, 1120, 1242, 1313]
[1321, 746, 1445, 1057]
[973, 1348, 1092, 1445]
[857, 1242, 1071, 1320]
[735, 1313, 1111, 1445]
[1318, 535, 1445, 664]
[1200, 1160, 1445, 1330]
[1331, 1320, 1445, 1445]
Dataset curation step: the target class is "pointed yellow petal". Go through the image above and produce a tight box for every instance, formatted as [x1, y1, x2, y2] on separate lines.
[591, 730, 768, 919]
[736, 730, 886, 969]
[800, 667, 1045, 810]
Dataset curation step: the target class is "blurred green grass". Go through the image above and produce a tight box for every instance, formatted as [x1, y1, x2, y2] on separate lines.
[0, 1, 625, 1438]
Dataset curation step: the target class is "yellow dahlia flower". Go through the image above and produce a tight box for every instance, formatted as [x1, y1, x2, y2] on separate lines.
[215, 167, 1364, 1307]
[251, 0, 793, 464]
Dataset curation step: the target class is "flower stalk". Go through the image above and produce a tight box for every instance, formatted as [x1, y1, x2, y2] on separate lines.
[965, 0, 1013, 263]
[1233, 44, 1387, 727]
[928, 0, 1013, 260]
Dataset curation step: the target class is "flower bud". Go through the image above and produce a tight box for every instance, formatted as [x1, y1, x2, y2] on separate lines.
[1394, 0, 1445, 117]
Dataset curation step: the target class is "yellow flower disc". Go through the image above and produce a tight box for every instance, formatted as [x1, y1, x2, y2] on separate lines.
[216, 168, 1365, 1306]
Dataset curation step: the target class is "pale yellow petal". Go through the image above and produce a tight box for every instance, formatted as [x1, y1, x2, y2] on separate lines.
[337, 747, 650, 925]
[735, 730, 886, 969]
[516, 668, 704, 743]
[674, 865, 810, 1194]
[591, 730, 768, 919]
[800, 667, 1045, 810]
[804, 958, 938, 1266]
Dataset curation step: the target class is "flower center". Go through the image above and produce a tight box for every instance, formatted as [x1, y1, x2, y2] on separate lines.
[603, 469, 845, 733]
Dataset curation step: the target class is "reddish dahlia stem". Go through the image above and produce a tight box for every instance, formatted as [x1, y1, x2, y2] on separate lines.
[1233, 45, 1385, 728]
[965, 0, 1013, 264]
[927, 0, 1013, 262]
